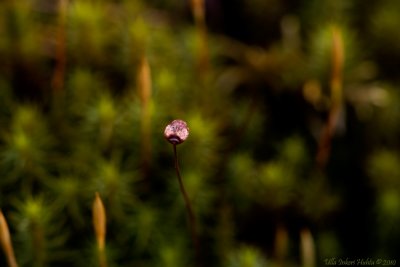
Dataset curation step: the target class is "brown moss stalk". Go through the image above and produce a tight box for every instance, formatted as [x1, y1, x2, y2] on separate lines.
[164, 120, 201, 266]
[173, 144, 201, 266]
[51, 0, 68, 93]
[274, 224, 288, 267]
[190, 0, 209, 75]
[93, 193, 107, 267]
[300, 228, 316, 267]
[0, 211, 19, 267]
[137, 56, 152, 174]
[316, 26, 344, 168]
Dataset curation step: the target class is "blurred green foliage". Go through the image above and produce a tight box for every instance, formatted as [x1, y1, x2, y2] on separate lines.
[0, 0, 400, 266]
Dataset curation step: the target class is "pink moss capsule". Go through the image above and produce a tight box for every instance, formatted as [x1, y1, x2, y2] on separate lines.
[164, 119, 189, 145]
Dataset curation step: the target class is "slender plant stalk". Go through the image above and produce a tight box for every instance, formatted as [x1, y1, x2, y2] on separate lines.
[300, 228, 316, 267]
[274, 224, 289, 267]
[137, 56, 152, 175]
[191, 0, 209, 75]
[52, 0, 68, 92]
[316, 25, 344, 169]
[93, 193, 108, 267]
[173, 144, 201, 265]
[0, 211, 19, 267]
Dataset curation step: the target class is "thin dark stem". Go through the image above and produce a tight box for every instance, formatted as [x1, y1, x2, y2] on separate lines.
[173, 144, 201, 265]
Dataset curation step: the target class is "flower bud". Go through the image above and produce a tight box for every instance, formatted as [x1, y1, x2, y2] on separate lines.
[164, 120, 189, 145]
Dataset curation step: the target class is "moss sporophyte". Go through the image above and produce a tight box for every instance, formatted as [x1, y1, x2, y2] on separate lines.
[164, 119, 189, 145]
[92, 193, 107, 267]
[164, 120, 201, 265]
[0, 211, 19, 267]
